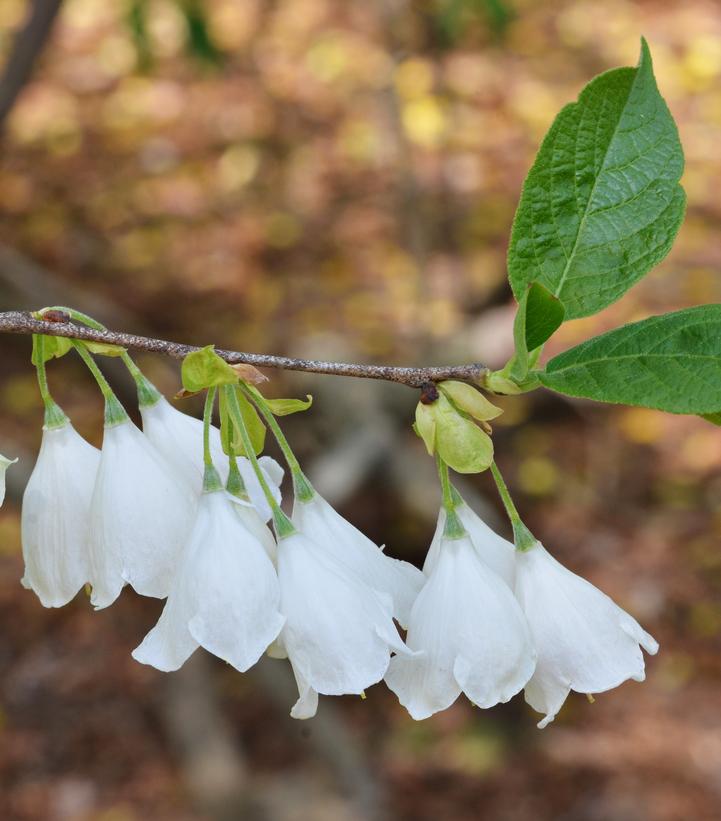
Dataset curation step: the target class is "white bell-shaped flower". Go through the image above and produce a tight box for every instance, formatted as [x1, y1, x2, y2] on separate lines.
[514, 541, 659, 728]
[228, 494, 277, 563]
[0, 451, 17, 507]
[133, 490, 285, 672]
[88, 418, 196, 608]
[140, 395, 283, 520]
[385, 527, 536, 719]
[424, 500, 515, 587]
[21, 422, 99, 607]
[277, 530, 412, 719]
[291, 492, 424, 627]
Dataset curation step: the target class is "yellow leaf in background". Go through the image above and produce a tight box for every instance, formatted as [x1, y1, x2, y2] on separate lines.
[402, 96, 447, 148]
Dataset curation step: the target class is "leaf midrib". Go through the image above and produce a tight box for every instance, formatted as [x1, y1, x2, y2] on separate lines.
[552, 74, 638, 302]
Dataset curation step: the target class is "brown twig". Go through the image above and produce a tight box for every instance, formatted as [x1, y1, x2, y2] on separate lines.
[0, 310, 487, 388]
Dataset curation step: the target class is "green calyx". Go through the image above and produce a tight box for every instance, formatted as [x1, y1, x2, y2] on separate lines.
[442, 507, 466, 540]
[272, 507, 297, 540]
[43, 399, 68, 430]
[202, 463, 224, 493]
[104, 394, 129, 427]
[292, 469, 315, 503]
[225, 456, 250, 501]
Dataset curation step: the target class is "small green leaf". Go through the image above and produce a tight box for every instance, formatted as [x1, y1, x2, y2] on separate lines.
[508, 39, 685, 319]
[438, 381, 502, 421]
[181, 345, 239, 392]
[525, 282, 565, 351]
[510, 283, 564, 381]
[264, 395, 313, 416]
[31, 335, 73, 365]
[701, 412, 721, 426]
[540, 305, 721, 414]
[414, 402, 436, 456]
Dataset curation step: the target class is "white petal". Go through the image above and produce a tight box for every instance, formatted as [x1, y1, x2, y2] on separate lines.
[278, 532, 404, 696]
[385, 545, 462, 719]
[132, 588, 199, 672]
[21, 423, 99, 608]
[88, 420, 196, 607]
[141, 397, 284, 521]
[227, 495, 277, 563]
[289, 658, 319, 719]
[141, 397, 230, 487]
[292, 493, 424, 627]
[186, 494, 285, 671]
[424, 504, 516, 587]
[0, 452, 17, 507]
[134, 492, 284, 672]
[515, 542, 658, 728]
[237, 456, 283, 522]
[387, 534, 534, 719]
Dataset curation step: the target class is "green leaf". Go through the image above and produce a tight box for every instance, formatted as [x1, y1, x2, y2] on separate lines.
[539, 305, 721, 414]
[264, 395, 313, 416]
[438, 381, 502, 421]
[525, 282, 565, 351]
[508, 39, 685, 319]
[701, 412, 721, 426]
[434, 394, 494, 473]
[31, 334, 73, 365]
[181, 345, 239, 392]
[510, 282, 565, 380]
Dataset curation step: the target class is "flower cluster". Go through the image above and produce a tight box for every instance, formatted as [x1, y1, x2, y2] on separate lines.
[15, 333, 658, 726]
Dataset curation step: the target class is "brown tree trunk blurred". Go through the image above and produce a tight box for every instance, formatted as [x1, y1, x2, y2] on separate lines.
[0, 0, 63, 130]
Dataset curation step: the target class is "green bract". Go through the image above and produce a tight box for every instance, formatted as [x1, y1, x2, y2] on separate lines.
[252, 392, 313, 416]
[83, 341, 126, 357]
[539, 305, 721, 414]
[438, 381, 502, 422]
[31, 334, 72, 365]
[219, 386, 266, 456]
[413, 393, 494, 474]
[181, 345, 239, 392]
[508, 39, 685, 320]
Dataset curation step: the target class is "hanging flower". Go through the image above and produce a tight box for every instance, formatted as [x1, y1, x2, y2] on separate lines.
[385, 528, 536, 719]
[21, 422, 99, 607]
[140, 395, 283, 519]
[514, 541, 659, 728]
[228, 494, 278, 563]
[133, 490, 285, 672]
[0, 452, 17, 507]
[291, 492, 424, 627]
[88, 418, 196, 608]
[424, 500, 516, 587]
[276, 530, 412, 719]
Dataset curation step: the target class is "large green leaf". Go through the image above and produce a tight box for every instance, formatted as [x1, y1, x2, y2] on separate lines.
[508, 39, 685, 319]
[539, 305, 721, 414]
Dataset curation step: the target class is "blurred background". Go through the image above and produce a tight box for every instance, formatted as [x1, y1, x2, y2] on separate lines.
[1, 0, 721, 819]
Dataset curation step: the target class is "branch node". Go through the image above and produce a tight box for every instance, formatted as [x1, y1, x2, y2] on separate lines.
[419, 382, 439, 404]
